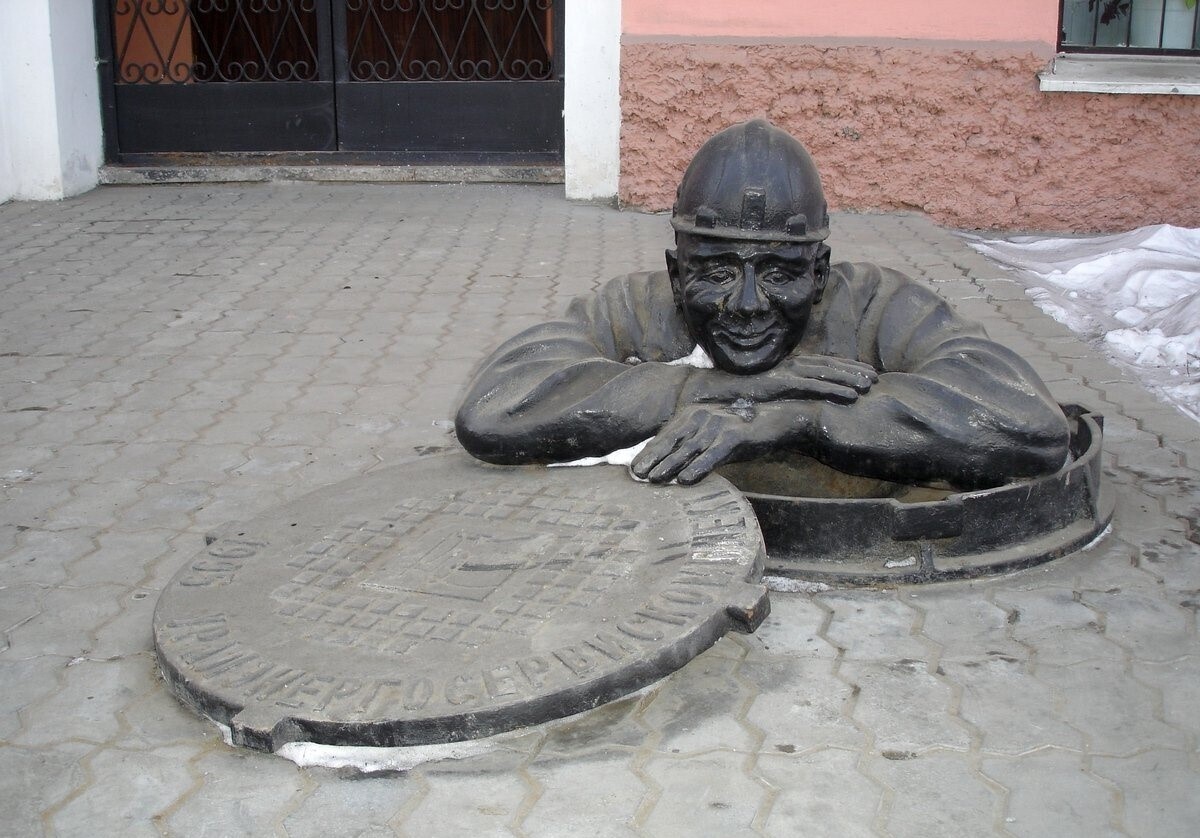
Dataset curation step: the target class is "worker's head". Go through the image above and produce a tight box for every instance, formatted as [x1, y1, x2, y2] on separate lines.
[667, 120, 831, 374]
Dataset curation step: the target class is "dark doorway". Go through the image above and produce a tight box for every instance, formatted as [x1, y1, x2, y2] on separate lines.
[96, 1, 564, 164]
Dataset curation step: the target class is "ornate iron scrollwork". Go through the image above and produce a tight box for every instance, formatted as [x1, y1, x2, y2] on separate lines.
[345, 0, 554, 82]
[113, 0, 321, 83]
[112, 0, 554, 85]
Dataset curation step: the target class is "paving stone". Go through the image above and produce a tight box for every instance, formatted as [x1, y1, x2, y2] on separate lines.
[65, 529, 174, 589]
[1091, 749, 1200, 837]
[0, 526, 96, 586]
[164, 749, 308, 838]
[1036, 661, 1181, 756]
[14, 656, 149, 746]
[0, 743, 91, 837]
[1078, 587, 1194, 662]
[906, 588, 1028, 664]
[840, 660, 971, 754]
[49, 479, 144, 531]
[405, 768, 528, 836]
[0, 655, 65, 739]
[743, 592, 837, 659]
[88, 590, 160, 659]
[281, 770, 418, 838]
[983, 749, 1122, 837]
[50, 745, 198, 838]
[942, 657, 1085, 755]
[157, 443, 250, 485]
[992, 587, 1124, 665]
[92, 442, 184, 483]
[819, 592, 929, 661]
[640, 752, 766, 836]
[742, 657, 864, 753]
[2, 477, 75, 529]
[121, 482, 212, 532]
[120, 682, 225, 751]
[4, 583, 123, 659]
[871, 750, 1000, 838]
[199, 409, 276, 445]
[756, 749, 879, 837]
[522, 753, 644, 837]
[537, 691, 649, 756]
[1126, 533, 1200, 594]
[1130, 655, 1200, 738]
[640, 652, 759, 755]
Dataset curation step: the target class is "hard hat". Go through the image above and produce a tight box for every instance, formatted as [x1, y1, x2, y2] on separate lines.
[671, 119, 830, 243]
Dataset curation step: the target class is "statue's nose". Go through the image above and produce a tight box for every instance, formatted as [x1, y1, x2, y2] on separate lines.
[732, 263, 769, 315]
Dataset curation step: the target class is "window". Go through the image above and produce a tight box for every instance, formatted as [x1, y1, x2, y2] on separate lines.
[1060, 0, 1200, 54]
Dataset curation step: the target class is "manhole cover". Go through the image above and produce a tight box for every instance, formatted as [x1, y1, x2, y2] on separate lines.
[154, 452, 768, 751]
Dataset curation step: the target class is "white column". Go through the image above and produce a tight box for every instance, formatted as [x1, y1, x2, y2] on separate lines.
[0, 0, 102, 202]
[563, 0, 621, 202]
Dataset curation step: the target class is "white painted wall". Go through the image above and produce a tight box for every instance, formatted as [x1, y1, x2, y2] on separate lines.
[0, 33, 14, 205]
[0, 0, 102, 202]
[563, 0, 621, 202]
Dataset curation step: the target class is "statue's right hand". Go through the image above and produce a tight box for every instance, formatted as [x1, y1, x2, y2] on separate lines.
[682, 355, 877, 406]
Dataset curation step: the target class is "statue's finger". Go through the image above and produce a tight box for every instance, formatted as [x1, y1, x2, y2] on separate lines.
[645, 436, 707, 483]
[777, 379, 859, 403]
[631, 421, 691, 478]
[675, 443, 731, 485]
[646, 417, 721, 483]
[809, 368, 876, 391]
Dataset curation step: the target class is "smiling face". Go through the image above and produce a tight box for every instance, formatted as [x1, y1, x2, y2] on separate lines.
[667, 234, 830, 374]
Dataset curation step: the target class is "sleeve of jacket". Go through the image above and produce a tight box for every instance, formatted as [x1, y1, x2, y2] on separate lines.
[454, 273, 696, 463]
[805, 264, 1071, 489]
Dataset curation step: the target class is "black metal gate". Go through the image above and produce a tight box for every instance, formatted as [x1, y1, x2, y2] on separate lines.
[95, 0, 563, 163]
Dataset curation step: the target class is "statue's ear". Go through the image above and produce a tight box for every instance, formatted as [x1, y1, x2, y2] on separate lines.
[666, 248, 684, 308]
[813, 243, 831, 303]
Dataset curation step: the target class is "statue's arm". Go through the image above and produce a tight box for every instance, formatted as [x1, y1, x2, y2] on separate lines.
[454, 302, 693, 464]
[795, 353, 1067, 489]
[803, 282, 1069, 487]
[631, 281, 1070, 489]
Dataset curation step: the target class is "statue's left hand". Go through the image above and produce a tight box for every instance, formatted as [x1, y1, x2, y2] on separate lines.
[631, 402, 806, 485]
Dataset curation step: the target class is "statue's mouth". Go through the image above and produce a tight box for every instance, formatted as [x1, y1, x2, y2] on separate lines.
[711, 324, 778, 350]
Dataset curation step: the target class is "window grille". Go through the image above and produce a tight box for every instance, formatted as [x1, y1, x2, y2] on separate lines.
[1060, 0, 1200, 53]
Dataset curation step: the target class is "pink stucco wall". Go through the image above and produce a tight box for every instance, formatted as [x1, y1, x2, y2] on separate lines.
[623, 0, 1058, 44]
[619, 41, 1200, 232]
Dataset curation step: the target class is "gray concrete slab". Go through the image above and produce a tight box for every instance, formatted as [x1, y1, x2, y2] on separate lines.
[1, 183, 1198, 836]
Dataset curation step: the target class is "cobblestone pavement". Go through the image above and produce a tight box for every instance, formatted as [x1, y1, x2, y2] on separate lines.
[2, 183, 1198, 837]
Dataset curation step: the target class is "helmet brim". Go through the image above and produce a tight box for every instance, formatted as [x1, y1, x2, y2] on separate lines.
[671, 218, 830, 244]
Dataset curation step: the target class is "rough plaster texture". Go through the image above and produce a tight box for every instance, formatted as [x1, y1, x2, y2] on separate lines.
[620, 41, 1200, 232]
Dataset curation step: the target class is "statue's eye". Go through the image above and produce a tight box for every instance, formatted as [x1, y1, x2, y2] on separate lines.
[699, 266, 736, 284]
[760, 268, 793, 286]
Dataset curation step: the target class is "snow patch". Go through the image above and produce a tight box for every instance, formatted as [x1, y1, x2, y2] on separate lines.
[276, 739, 493, 773]
[206, 717, 493, 772]
[764, 575, 831, 594]
[549, 439, 649, 468]
[665, 344, 715, 369]
[964, 224, 1200, 421]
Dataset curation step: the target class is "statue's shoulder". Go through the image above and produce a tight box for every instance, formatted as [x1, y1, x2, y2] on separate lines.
[831, 261, 942, 306]
[831, 261, 918, 290]
[597, 269, 670, 296]
[592, 270, 674, 314]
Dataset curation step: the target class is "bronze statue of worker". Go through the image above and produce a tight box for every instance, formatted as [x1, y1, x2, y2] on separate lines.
[456, 119, 1070, 490]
